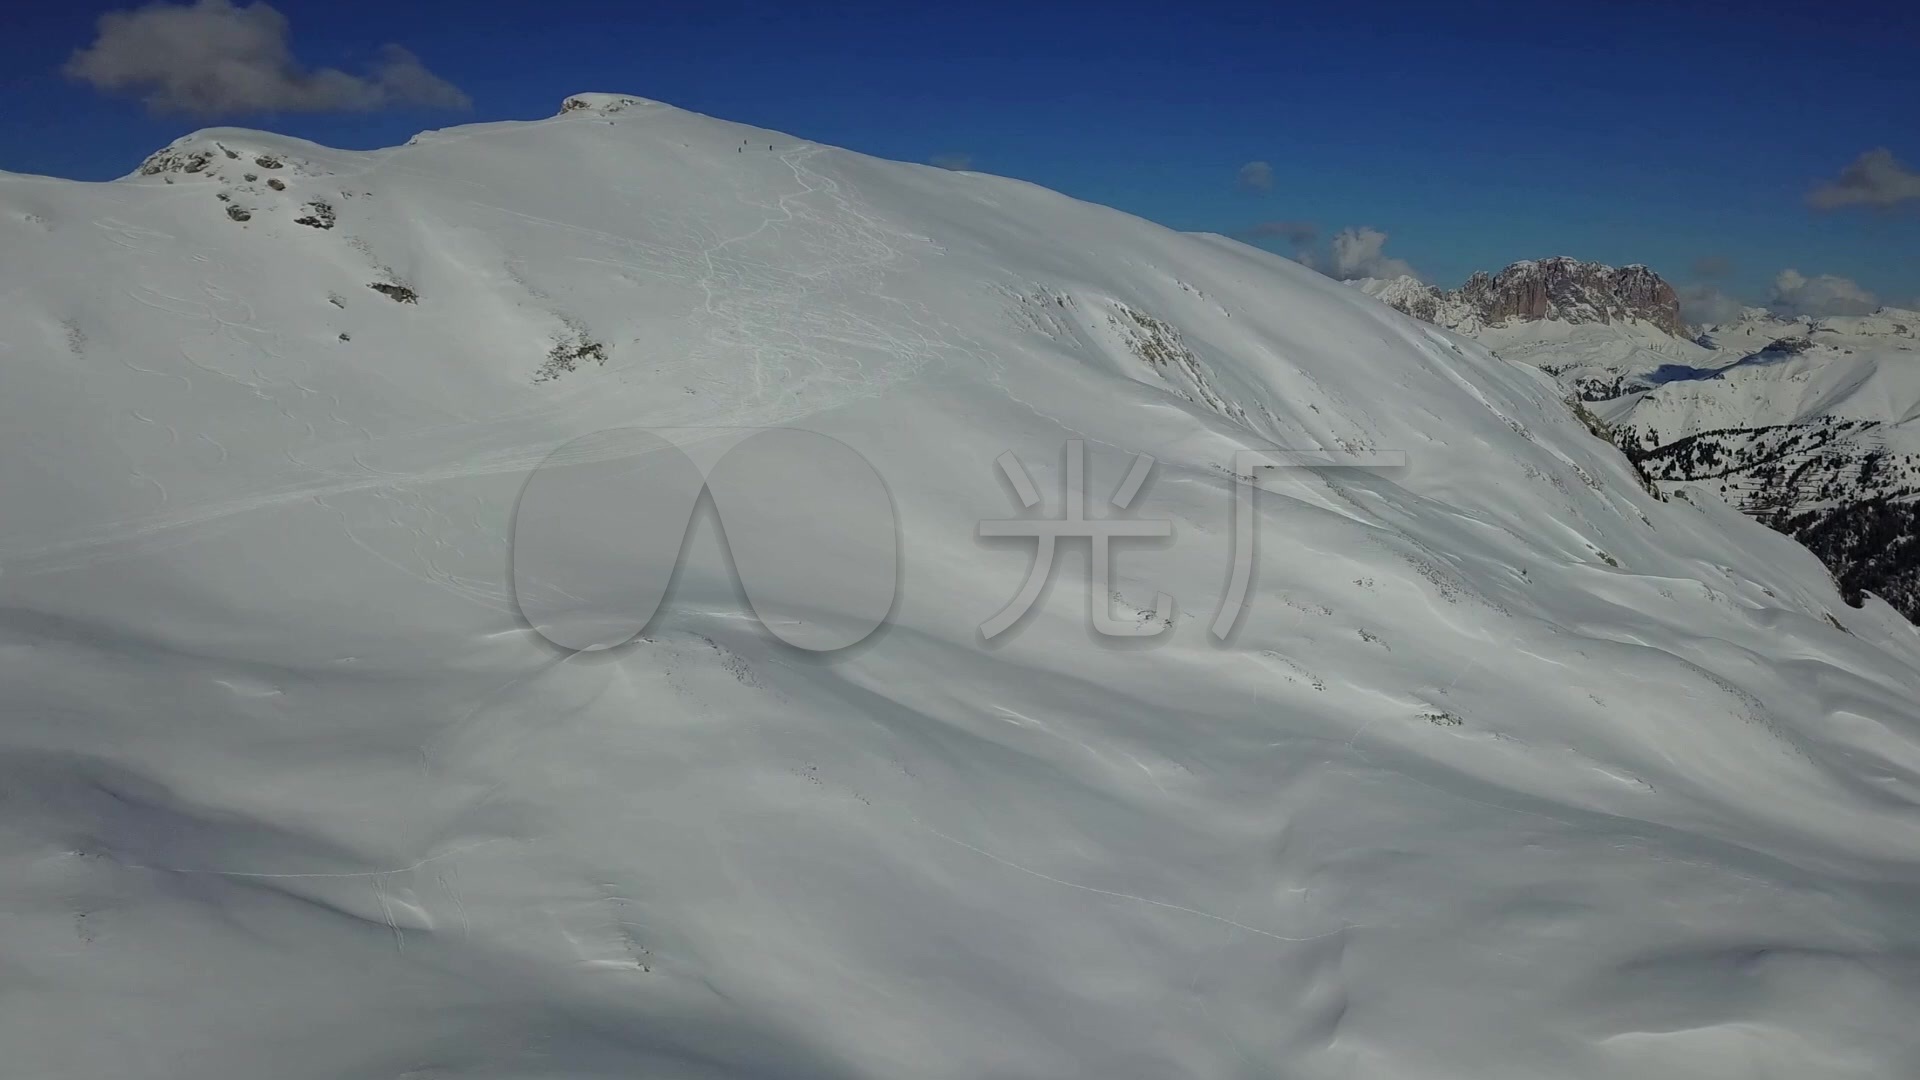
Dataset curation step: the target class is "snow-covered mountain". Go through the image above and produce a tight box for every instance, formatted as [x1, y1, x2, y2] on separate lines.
[1617, 308, 1920, 619]
[1357, 261, 1920, 622]
[5, 95, 1920, 1079]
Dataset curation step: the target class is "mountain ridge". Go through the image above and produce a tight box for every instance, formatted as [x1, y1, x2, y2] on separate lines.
[1357, 255, 1687, 337]
[5, 95, 1920, 1079]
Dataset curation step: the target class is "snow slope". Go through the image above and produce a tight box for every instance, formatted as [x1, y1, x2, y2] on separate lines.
[1491, 310, 1920, 525]
[1350, 263, 1920, 619]
[1625, 309, 1920, 433]
[4, 93, 1920, 1079]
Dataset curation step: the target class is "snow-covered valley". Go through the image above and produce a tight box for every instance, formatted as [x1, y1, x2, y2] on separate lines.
[1357, 262, 1920, 622]
[4, 94, 1920, 1078]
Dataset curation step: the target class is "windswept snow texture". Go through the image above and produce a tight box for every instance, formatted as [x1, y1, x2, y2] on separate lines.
[4, 95, 1920, 1079]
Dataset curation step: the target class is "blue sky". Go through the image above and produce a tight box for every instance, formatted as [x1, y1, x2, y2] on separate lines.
[4, 0, 1915, 310]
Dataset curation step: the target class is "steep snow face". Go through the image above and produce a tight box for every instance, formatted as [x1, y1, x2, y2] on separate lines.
[5, 97, 1920, 1079]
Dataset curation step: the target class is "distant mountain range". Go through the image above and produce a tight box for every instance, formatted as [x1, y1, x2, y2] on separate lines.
[1355, 259, 1920, 622]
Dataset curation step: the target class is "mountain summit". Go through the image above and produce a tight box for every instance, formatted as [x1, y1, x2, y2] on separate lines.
[4, 97, 1920, 1078]
[1360, 256, 1687, 337]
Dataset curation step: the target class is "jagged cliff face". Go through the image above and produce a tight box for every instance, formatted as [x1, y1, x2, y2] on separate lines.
[1459, 258, 1685, 336]
[1359, 257, 1687, 337]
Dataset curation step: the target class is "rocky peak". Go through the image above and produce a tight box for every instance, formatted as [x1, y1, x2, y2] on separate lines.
[1360, 257, 1688, 338]
[557, 93, 653, 117]
[1464, 257, 1683, 336]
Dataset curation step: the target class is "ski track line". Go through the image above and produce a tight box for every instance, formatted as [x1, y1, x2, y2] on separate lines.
[114, 837, 515, 881]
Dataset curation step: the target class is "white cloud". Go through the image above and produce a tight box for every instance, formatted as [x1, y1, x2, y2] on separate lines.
[1768, 269, 1880, 317]
[1328, 226, 1420, 281]
[65, 0, 469, 116]
[1677, 284, 1746, 327]
[929, 153, 972, 171]
[1680, 271, 1887, 324]
[1808, 148, 1920, 210]
[1236, 161, 1273, 193]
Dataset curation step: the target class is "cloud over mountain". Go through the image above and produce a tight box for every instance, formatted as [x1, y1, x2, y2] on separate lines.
[1677, 283, 1746, 326]
[1808, 148, 1920, 210]
[1769, 269, 1880, 317]
[1328, 226, 1420, 281]
[65, 0, 469, 116]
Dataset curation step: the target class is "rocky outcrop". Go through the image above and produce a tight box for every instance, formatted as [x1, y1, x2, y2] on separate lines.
[557, 93, 652, 117]
[1360, 257, 1687, 337]
[1461, 258, 1685, 336]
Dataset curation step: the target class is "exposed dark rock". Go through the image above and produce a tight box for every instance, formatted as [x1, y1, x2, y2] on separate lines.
[294, 201, 335, 229]
[1368, 257, 1687, 336]
[137, 148, 213, 176]
[534, 335, 609, 382]
[1461, 258, 1684, 336]
[368, 282, 418, 303]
